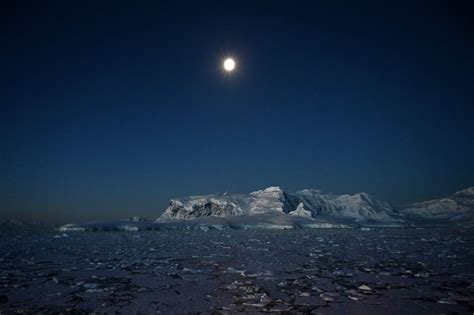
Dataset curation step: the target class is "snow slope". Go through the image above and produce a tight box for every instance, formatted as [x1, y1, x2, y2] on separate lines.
[294, 189, 403, 223]
[399, 187, 474, 226]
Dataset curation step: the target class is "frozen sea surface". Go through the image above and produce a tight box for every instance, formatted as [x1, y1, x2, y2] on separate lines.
[0, 228, 473, 314]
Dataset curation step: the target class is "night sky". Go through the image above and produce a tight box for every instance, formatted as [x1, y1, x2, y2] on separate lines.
[2, 2, 474, 223]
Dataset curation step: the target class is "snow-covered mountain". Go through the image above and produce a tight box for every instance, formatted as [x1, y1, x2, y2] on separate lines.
[294, 189, 403, 223]
[399, 187, 474, 226]
[57, 186, 474, 232]
[157, 186, 404, 225]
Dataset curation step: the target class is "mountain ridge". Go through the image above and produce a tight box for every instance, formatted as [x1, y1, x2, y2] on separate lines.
[157, 186, 474, 227]
[13, 186, 474, 232]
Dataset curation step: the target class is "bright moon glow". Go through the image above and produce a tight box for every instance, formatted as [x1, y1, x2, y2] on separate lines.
[223, 58, 236, 72]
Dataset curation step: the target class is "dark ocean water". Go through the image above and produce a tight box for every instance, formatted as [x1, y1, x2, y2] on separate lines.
[0, 228, 473, 314]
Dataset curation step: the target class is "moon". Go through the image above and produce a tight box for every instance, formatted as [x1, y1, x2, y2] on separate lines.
[223, 58, 236, 72]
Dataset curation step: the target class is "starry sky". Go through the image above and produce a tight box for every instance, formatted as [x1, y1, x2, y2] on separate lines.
[2, 1, 474, 223]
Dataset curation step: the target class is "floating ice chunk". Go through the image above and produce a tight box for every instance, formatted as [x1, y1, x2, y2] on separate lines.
[58, 224, 87, 232]
[117, 225, 139, 231]
[358, 284, 372, 291]
[302, 223, 351, 229]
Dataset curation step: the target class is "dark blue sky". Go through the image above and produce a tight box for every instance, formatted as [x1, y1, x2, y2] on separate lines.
[2, 1, 473, 223]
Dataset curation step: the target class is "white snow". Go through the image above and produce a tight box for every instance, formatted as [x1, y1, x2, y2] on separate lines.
[295, 190, 402, 223]
[248, 186, 287, 214]
[400, 186, 474, 224]
[289, 203, 312, 218]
